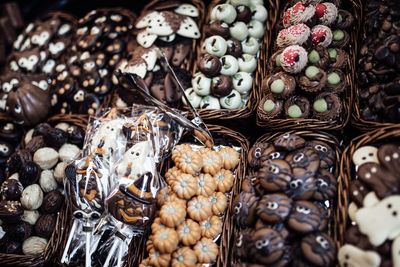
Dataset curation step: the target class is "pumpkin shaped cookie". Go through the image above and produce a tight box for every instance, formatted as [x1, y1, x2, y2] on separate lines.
[214, 169, 235, 193]
[172, 173, 198, 199]
[175, 150, 203, 175]
[172, 247, 198, 267]
[202, 150, 223, 175]
[172, 144, 192, 162]
[157, 187, 185, 206]
[146, 237, 154, 251]
[209, 192, 228, 215]
[219, 147, 240, 170]
[196, 173, 217, 196]
[194, 238, 219, 263]
[160, 201, 186, 227]
[177, 219, 201, 246]
[200, 215, 223, 239]
[148, 248, 171, 267]
[153, 227, 179, 254]
[187, 196, 213, 222]
[151, 217, 167, 233]
[139, 258, 153, 267]
[165, 166, 182, 185]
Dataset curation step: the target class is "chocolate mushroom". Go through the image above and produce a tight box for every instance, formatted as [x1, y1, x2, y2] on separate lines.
[7, 82, 50, 126]
[198, 54, 222, 78]
[211, 75, 233, 97]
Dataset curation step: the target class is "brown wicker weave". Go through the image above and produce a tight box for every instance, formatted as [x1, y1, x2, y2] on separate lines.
[128, 124, 249, 267]
[0, 114, 87, 267]
[256, 0, 362, 131]
[337, 125, 400, 245]
[229, 130, 342, 265]
[187, 0, 279, 120]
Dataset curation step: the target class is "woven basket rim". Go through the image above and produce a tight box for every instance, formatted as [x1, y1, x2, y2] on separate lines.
[256, 0, 362, 131]
[229, 130, 343, 265]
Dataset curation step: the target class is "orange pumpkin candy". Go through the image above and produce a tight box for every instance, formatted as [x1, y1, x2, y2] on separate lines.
[148, 248, 171, 267]
[177, 219, 201, 246]
[187, 196, 213, 222]
[159, 201, 186, 228]
[153, 227, 179, 254]
[172, 173, 198, 199]
[196, 173, 217, 197]
[209, 192, 228, 215]
[200, 215, 223, 239]
[172, 247, 198, 267]
[194, 238, 219, 263]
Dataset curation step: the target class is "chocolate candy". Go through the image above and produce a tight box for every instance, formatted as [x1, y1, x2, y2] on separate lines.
[4, 222, 32, 242]
[0, 200, 23, 223]
[0, 179, 23, 201]
[233, 191, 258, 228]
[34, 214, 56, 238]
[300, 232, 336, 266]
[256, 194, 292, 223]
[41, 190, 64, 214]
[248, 228, 285, 265]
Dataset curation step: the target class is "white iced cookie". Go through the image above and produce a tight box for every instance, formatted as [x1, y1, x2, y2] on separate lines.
[338, 244, 381, 267]
[90, 119, 125, 157]
[241, 37, 260, 55]
[59, 144, 80, 162]
[33, 147, 59, 170]
[238, 54, 257, 73]
[251, 4, 268, 22]
[220, 90, 242, 109]
[117, 141, 153, 179]
[247, 20, 264, 39]
[182, 88, 202, 108]
[192, 73, 212, 96]
[220, 55, 239, 76]
[214, 4, 237, 24]
[175, 4, 199, 17]
[229, 22, 248, 41]
[177, 17, 200, 39]
[352, 146, 379, 166]
[355, 195, 400, 246]
[39, 170, 58, 193]
[205, 36, 228, 57]
[21, 184, 43, 210]
[233, 72, 253, 94]
[200, 96, 221, 109]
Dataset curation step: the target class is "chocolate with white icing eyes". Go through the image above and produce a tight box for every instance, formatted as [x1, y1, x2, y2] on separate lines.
[274, 133, 306, 151]
[307, 141, 335, 169]
[233, 191, 258, 228]
[313, 169, 337, 201]
[300, 232, 336, 266]
[285, 147, 320, 175]
[257, 159, 292, 192]
[287, 200, 323, 234]
[247, 142, 275, 168]
[248, 228, 285, 265]
[256, 193, 293, 223]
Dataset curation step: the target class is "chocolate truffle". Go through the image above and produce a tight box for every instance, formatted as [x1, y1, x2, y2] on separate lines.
[35, 214, 56, 238]
[41, 190, 64, 214]
[284, 96, 310, 118]
[308, 46, 330, 69]
[299, 66, 327, 93]
[265, 72, 296, 99]
[312, 92, 342, 120]
[259, 95, 283, 119]
[211, 75, 233, 97]
[198, 54, 222, 78]
[0, 179, 23, 201]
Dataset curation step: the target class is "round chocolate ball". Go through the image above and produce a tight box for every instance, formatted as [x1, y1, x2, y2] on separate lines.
[19, 161, 41, 187]
[41, 190, 64, 214]
[211, 75, 233, 97]
[35, 214, 57, 239]
[0, 179, 23, 201]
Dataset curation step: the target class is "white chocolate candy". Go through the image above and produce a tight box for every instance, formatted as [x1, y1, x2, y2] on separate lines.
[22, 210, 40, 225]
[249, 0, 264, 6]
[355, 195, 400, 246]
[136, 30, 158, 48]
[22, 236, 48, 256]
[136, 11, 159, 28]
[59, 143, 80, 162]
[54, 162, 67, 183]
[241, 37, 260, 55]
[251, 4, 268, 22]
[233, 72, 253, 94]
[9, 173, 19, 180]
[182, 88, 202, 108]
[55, 122, 70, 132]
[247, 20, 264, 39]
[90, 119, 125, 157]
[214, 4, 237, 24]
[33, 147, 59, 170]
[348, 202, 358, 222]
[141, 49, 158, 71]
[39, 170, 58, 193]
[238, 54, 257, 73]
[21, 184, 43, 210]
[117, 141, 153, 179]
[24, 129, 34, 145]
[220, 90, 242, 109]
[192, 73, 212, 96]
[229, 0, 249, 6]
[393, 235, 400, 266]
[146, 12, 174, 36]
[338, 244, 381, 267]
[220, 55, 239, 76]
[229, 22, 248, 41]
[175, 4, 199, 17]
[200, 96, 221, 109]
[205, 36, 227, 57]
[177, 17, 200, 39]
[363, 191, 379, 207]
[352, 146, 379, 167]
[122, 62, 147, 79]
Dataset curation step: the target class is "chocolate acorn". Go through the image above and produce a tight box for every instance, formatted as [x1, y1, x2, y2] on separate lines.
[198, 54, 222, 78]
[284, 96, 310, 119]
[312, 92, 342, 121]
[204, 21, 230, 39]
[211, 75, 233, 98]
[299, 66, 327, 93]
[35, 214, 57, 238]
[327, 48, 348, 69]
[331, 29, 350, 48]
[7, 82, 50, 126]
[259, 94, 283, 119]
[326, 69, 347, 93]
[265, 72, 296, 99]
[0, 179, 23, 201]
[308, 46, 329, 69]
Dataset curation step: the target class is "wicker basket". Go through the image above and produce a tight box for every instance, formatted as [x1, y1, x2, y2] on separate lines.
[229, 130, 343, 265]
[337, 125, 400, 245]
[0, 114, 88, 267]
[127, 124, 249, 267]
[256, 0, 362, 131]
[186, 0, 279, 121]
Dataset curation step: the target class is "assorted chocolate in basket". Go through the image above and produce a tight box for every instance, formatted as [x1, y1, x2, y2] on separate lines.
[234, 132, 337, 266]
[258, 0, 353, 121]
[182, 0, 268, 110]
[114, 0, 202, 108]
[358, 0, 400, 123]
[338, 143, 400, 267]
[0, 121, 84, 255]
